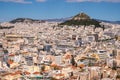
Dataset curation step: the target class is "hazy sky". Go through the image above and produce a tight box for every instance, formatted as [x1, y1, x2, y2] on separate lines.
[0, 0, 120, 22]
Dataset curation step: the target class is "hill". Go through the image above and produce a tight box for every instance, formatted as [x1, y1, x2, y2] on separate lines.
[60, 13, 102, 28]
[10, 18, 45, 23]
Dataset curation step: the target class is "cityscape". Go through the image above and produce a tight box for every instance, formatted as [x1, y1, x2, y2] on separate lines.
[0, 0, 120, 80]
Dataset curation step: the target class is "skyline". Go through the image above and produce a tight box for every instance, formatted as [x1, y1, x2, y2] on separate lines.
[0, 0, 120, 22]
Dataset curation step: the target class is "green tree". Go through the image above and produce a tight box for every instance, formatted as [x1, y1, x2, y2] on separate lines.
[70, 55, 76, 66]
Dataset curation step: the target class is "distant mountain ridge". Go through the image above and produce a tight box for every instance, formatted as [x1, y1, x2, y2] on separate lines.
[10, 18, 45, 23]
[44, 17, 72, 22]
[9, 16, 120, 24]
[95, 19, 120, 24]
[45, 18, 120, 24]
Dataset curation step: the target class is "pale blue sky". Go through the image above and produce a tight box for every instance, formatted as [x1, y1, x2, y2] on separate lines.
[0, 0, 120, 22]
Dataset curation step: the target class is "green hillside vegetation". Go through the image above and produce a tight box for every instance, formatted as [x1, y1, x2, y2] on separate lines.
[60, 19, 101, 28]
[60, 12, 104, 29]
[0, 25, 14, 29]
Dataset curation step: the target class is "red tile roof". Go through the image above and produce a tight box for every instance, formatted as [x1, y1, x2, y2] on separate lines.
[24, 71, 30, 75]
[7, 60, 14, 64]
[65, 55, 71, 59]
[33, 72, 40, 75]
[9, 54, 15, 57]
[55, 73, 64, 76]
